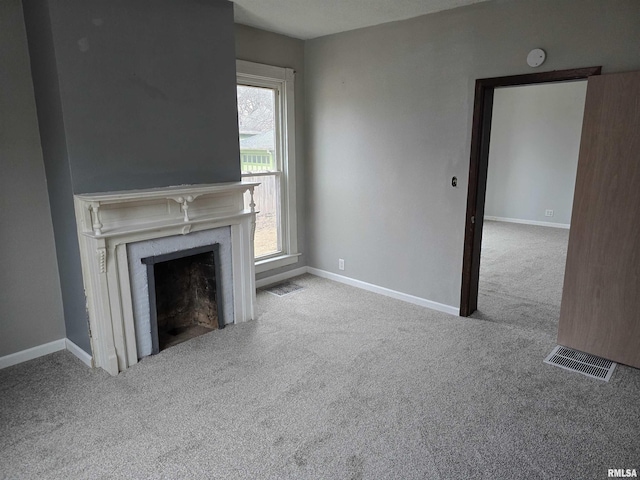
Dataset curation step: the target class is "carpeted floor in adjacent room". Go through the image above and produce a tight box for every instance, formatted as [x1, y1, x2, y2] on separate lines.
[1, 221, 639, 479]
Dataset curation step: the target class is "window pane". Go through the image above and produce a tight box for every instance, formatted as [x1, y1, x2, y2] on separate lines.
[238, 84, 282, 259]
[243, 174, 281, 258]
[237, 85, 277, 174]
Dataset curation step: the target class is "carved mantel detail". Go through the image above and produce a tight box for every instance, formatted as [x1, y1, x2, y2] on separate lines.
[97, 247, 107, 274]
[74, 182, 259, 375]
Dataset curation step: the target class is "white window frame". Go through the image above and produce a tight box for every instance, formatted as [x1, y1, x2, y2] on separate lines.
[236, 60, 299, 273]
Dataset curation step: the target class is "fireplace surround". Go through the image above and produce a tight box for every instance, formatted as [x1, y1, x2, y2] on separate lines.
[127, 226, 234, 358]
[73, 182, 258, 375]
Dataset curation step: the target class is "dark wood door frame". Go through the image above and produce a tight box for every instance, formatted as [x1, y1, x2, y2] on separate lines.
[459, 66, 602, 317]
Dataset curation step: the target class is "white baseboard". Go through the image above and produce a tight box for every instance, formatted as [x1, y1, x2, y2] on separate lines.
[256, 265, 459, 316]
[65, 339, 93, 367]
[256, 266, 308, 288]
[484, 216, 570, 229]
[0, 339, 66, 370]
[306, 267, 460, 316]
[0, 338, 93, 370]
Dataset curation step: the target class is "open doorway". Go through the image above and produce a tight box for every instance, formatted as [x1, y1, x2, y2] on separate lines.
[459, 67, 601, 318]
[476, 81, 587, 331]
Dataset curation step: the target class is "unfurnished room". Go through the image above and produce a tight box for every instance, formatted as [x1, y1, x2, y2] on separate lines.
[1, 0, 639, 478]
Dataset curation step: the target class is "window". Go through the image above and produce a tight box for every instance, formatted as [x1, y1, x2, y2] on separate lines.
[236, 60, 299, 273]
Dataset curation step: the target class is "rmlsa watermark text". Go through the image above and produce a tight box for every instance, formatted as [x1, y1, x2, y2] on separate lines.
[608, 469, 637, 478]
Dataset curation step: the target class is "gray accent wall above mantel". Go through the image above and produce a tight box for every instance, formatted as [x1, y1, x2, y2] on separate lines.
[24, 0, 240, 194]
[22, 0, 241, 354]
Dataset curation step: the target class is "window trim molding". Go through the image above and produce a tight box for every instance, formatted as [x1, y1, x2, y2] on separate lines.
[236, 60, 298, 272]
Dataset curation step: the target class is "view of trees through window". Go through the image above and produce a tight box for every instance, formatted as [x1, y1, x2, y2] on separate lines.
[237, 85, 281, 258]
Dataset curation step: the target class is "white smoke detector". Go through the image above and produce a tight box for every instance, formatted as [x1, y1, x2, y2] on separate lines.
[527, 48, 546, 67]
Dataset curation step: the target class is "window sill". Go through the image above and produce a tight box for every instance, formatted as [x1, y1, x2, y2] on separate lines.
[255, 253, 301, 274]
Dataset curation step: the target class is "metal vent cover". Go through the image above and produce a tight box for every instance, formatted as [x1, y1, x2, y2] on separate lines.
[263, 281, 304, 297]
[544, 346, 616, 382]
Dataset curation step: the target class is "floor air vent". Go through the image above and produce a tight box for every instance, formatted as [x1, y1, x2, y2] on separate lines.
[544, 346, 616, 382]
[263, 281, 304, 297]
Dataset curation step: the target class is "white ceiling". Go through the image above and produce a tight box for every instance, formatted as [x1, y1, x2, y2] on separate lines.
[233, 0, 493, 40]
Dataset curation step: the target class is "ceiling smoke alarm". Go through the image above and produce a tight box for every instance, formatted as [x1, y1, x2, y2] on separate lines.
[527, 48, 546, 67]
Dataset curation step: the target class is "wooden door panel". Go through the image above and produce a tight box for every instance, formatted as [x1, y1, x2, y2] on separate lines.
[558, 71, 640, 368]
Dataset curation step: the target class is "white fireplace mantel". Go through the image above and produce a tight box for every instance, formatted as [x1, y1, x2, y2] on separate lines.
[73, 182, 259, 375]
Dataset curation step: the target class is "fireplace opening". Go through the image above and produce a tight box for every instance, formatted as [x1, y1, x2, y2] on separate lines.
[141, 244, 224, 354]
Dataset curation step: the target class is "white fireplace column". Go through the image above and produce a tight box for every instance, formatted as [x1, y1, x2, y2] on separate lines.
[73, 182, 258, 375]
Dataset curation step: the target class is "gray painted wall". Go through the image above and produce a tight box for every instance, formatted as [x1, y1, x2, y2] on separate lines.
[44, 0, 240, 193]
[235, 24, 307, 280]
[23, 0, 241, 354]
[0, 0, 66, 357]
[23, 0, 91, 352]
[305, 0, 640, 308]
[485, 81, 587, 226]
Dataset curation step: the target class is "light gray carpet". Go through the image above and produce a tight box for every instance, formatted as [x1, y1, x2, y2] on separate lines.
[2, 233, 640, 478]
[474, 220, 570, 335]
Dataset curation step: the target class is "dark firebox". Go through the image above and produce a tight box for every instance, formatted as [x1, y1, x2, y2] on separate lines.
[142, 244, 223, 354]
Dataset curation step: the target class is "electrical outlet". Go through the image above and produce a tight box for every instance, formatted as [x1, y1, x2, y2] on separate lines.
[338, 258, 345, 271]
[545, 209, 554, 217]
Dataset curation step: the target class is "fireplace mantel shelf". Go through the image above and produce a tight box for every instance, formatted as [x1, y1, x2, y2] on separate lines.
[79, 210, 256, 239]
[75, 182, 259, 237]
[76, 181, 259, 204]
